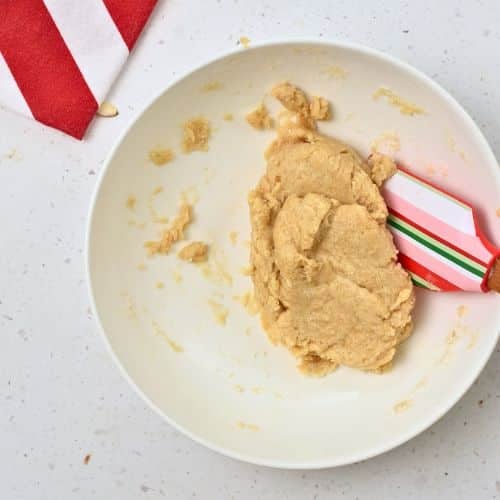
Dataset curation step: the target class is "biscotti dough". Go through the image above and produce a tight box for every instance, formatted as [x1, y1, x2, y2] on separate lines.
[248, 84, 415, 376]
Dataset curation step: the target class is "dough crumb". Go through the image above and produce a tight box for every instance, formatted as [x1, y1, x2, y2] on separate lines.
[223, 113, 234, 121]
[137, 263, 147, 271]
[156, 281, 165, 289]
[367, 152, 397, 187]
[234, 384, 245, 393]
[373, 87, 424, 116]
[178, 242, 209, 263]
[200, 256, 233, 286]
[236, 421, 259, 431]
[208, 299, 229, 325]
[145, 202, 192, 255]
[322, 65, 348, 80]
[97, 101, 118, 117]
[126, 196, 137, 210]
[457, 304, 468, 318]
[240, 265, 252, 276]
[149, 148, 174, 166]
[246, 103, 273, 130]
[152, 186, 163, 195]
[239, 36, 251, 48]
[172, 270, 183, 283]
[182, 117, 211, 153]
[152, 321, 184, 353]
[271, 81, 310, 116]
[229, 231, 238, 245]
[233, 291, 259, 315]
[393, 399, 413, 413]
[201, 81, 223, 92]
[309, 96, 331, 120]
[370, 132, 400, 155]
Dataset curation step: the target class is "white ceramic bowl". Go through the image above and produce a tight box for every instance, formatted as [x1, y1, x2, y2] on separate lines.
[87, 41, 500, 468]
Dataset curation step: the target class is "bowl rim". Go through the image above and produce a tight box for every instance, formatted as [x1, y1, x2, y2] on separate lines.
[86, 38, 500, 469]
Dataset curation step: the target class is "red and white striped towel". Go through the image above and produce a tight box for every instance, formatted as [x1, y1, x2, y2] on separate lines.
[0, 0, 157, 139]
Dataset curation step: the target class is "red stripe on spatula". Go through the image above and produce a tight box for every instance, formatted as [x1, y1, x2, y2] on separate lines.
[0, 0, 98, 139]
[398, 253, 460, 291]
[103, 0, 158, 50]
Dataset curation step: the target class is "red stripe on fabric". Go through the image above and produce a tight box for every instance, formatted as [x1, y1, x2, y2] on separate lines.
[0, 0, 98, 139]
[389, 207, 488, 267]
[102, 0, 157, 50]
[398, 253, 461, 291]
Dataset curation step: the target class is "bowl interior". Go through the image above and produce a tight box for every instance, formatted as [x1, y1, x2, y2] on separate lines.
[88, 41, 500, 467]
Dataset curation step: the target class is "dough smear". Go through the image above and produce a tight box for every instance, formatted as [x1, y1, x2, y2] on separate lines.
[248, 83, 414, 376]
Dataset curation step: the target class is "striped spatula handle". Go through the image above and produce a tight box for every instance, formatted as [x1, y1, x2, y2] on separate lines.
[383, 167, 500, 293]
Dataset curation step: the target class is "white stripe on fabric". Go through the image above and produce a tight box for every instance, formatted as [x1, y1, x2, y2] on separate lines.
[0, 52, 33, 118]
[43, 0, 129, 103]
[385, 171, 476, 236]
[393, 229, 482, 284]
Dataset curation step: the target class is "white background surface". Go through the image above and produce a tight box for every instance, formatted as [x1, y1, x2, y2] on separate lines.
[1, 0, 499, 498]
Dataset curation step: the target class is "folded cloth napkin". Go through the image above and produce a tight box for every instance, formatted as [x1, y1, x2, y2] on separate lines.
[0, 0, 157, 139]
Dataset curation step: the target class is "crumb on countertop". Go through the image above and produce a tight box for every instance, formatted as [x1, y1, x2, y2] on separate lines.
[178, 241, 209, 263]
[83, 454, 91, 465]
[223, 113, 234, 121]
[246, 103, 273, 130]
[156, 281, 164, 289]
[239, 36, 251, 48]
[144, 202, 192, 255]
[97, 101, 118, 117]
[182, 117, 211, 153]
[172, 270, 183, 284]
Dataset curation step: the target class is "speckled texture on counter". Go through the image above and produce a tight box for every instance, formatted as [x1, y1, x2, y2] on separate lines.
[0, 1, 499, 498]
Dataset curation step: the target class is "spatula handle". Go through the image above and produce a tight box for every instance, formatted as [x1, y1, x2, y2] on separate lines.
[488, 258, 500, 292]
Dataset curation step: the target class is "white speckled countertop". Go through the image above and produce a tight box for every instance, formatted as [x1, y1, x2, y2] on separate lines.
[1, 1, 499, 498]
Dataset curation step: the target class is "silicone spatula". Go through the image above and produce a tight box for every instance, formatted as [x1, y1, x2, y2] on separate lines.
[382, 166, 500, 292]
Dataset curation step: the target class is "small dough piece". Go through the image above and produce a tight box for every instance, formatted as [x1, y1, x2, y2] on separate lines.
[145, 203, 192, 255]
[97, 101, 118, 117]
[271, 82, 310, 116]
[178, 242, 209, 263]
[249, 95, 414, 376]
[309, 96, 331, 120]
[373, 87, 424, 116]
[149, 148, 174, 166]
[246, 104, 273, 130]
[182, 117, 211, 153]
[367, 152, 397, 187]
[125, 196, 136, 210]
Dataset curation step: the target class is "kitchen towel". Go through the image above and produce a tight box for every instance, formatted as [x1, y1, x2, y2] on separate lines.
[0, 0, 157, 139]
